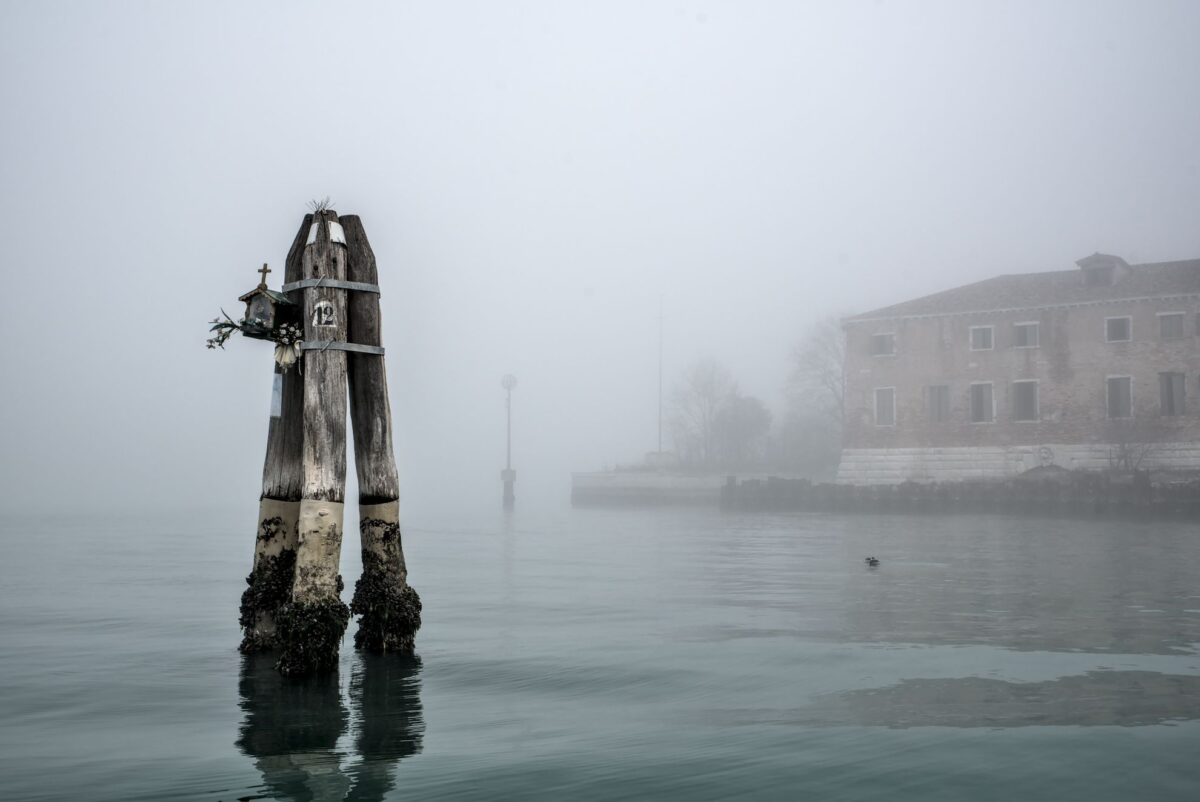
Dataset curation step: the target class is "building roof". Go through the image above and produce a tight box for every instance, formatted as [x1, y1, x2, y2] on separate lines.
[845, 257, 1200, 323]
[237, 286, 295, 305]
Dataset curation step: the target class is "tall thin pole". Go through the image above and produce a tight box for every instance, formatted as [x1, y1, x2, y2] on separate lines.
[657, 295, 663, 455]
[501, 374, 517, 507]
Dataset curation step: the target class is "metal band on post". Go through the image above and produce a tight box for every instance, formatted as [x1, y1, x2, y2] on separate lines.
[282, 278, 381, 294]
[300, 341, 386, 355]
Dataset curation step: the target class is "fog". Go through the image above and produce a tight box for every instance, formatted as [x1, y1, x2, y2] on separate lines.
[2, 1, 1198, 515]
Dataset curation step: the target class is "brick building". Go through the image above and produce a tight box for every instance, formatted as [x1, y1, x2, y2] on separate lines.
[837, 253, 1200, 483]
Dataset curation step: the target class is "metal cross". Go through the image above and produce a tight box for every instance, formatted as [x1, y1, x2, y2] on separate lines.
[257, 262, 271, 287]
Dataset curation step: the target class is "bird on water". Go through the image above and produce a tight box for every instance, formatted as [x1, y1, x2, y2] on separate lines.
[864, 556, 880, 567]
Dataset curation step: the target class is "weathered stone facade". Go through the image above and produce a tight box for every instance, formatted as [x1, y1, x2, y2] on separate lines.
[839, 254, 1200, 483]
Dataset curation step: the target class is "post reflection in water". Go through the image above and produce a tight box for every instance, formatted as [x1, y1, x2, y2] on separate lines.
[235, 654, 350, 801]
[347, 653, 425, 801]
[236, 652, 424, 802]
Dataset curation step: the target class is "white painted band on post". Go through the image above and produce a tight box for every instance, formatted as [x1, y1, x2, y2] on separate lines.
[359, 500, 400, 520]
[360, 500, 399, 556]
[247, 498, 300, 642]
[255, 498, 299, 562]
[360, 500, 407, 583]
[293, 499, 346, 604]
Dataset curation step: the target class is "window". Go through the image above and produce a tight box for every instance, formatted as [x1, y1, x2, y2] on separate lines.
[870, 333, 895, 356]
[1106, 316, 1131, 342]
[874, 388, 895, 426]
[969, 326, 994, 351]
[969, 383, 994, 423]
[926, 385, 951, 423]
[1012, 322, 1039, 348]
[1084, 266, 1114, 287]
[1012, 381, 1038, 421]
[1160, 372, 1185, 416]
[1159, 313, 1185, 340]
[1107, 376, 1132, 418]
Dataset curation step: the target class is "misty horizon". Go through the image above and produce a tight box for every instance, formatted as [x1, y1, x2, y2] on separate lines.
[2, 1, 1198, 515]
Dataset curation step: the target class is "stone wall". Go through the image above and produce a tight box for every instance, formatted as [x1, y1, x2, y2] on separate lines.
[836, 442, 1200, 484]
[723, 472, 1200, 519]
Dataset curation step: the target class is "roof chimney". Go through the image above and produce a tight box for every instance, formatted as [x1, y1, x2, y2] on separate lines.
[1075, 252, 1130, 287]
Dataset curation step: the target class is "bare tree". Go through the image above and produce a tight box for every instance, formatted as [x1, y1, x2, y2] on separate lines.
[713, 393, 772, 468]
[773, 317, 847, 477]
[789, 316, 846, 427]
[670, 358, 737, 468]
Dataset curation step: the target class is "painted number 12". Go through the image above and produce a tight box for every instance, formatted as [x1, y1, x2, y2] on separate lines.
[313, 301, 336, 328]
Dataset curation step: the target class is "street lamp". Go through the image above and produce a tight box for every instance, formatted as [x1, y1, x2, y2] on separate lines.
[501, 374, 517, 508]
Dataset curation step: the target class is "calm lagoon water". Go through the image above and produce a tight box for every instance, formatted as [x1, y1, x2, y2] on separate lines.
[2, 504, 1199, 800]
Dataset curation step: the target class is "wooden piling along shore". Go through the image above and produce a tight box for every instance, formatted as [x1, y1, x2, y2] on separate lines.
[236, 210, 421, 676]
[720, 473, 1200, 518]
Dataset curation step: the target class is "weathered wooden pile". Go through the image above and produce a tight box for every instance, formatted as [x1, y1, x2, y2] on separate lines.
[236, 211, 420, 675]
[720, 471, 1200, 518]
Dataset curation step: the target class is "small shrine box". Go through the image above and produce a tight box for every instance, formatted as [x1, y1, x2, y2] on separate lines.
[238, 285, 298, 340]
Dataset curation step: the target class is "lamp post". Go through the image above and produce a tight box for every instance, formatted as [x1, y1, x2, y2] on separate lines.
[501, 374, 517, 508]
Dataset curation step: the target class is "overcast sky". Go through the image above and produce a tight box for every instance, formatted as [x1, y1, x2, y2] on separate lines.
[2, 1, 1198, 514]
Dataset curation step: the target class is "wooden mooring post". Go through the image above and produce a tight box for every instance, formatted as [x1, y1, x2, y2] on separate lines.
[343, 216, 422, 653]
[237, 216, 308, 653]
[229, 209, 421, 676]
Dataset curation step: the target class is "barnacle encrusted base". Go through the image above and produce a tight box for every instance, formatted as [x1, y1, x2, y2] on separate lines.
[274, 597, 351, 676]
[351, 552, 422, 654]
[238, 547, 297, 653]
